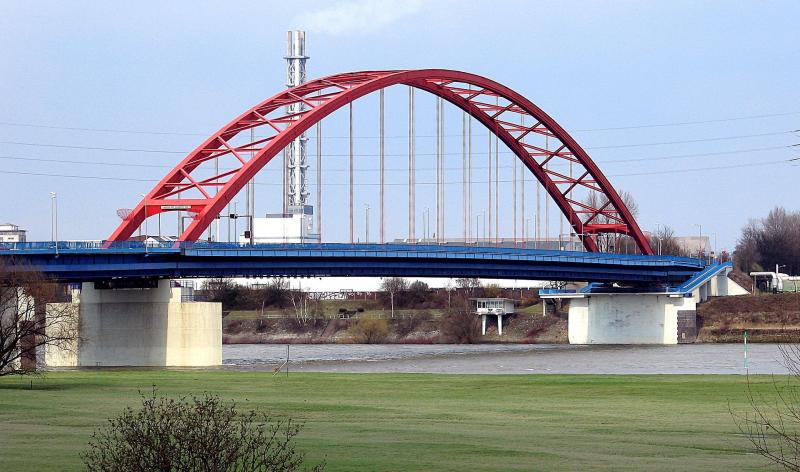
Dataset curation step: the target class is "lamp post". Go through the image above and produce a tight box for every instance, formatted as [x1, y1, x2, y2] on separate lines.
[50, 192, 58, 255]
[364, 203, 370, 243]
[140, 194, 148, 253]
[654, 223, 663, 256]
[694, 223, 703, 259]
[423, 207, 429, 241]
[481, 209, 486, 243]
[525, 217, 530, 248]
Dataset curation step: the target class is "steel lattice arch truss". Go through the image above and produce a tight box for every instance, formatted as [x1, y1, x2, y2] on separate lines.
[107, 69, 654, 255]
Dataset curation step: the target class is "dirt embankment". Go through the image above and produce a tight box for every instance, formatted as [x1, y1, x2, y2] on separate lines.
[223, 305, 568, 344]
[698, 293, 800, 342]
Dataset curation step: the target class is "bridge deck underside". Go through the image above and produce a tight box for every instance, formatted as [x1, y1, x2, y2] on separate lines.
[3, 244, 703, 284]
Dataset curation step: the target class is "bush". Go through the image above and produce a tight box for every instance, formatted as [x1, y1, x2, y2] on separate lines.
[82, 389, 324, 471]
[439, 299, 480, 344]
[349, 318, 389, 343]
[395, 310, 432, 337]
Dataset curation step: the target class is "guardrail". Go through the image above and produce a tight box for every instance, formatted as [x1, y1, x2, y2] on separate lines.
[0, 241, 705, 265]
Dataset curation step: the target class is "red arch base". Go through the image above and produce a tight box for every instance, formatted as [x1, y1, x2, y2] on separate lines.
[107, 69, 653, 255]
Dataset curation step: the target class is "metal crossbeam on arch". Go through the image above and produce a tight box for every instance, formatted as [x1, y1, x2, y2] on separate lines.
[106, 69, 653, 255]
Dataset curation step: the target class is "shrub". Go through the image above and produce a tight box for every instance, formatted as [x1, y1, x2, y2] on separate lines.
[349, 317, 389, 343]
[439, 299, 480, 344]
[82, 389, 324, 471]
[395, 310, 432, 337]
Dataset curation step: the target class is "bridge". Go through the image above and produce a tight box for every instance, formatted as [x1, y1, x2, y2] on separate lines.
[3, 242, 703, 284]
[2, 67, 748, 368]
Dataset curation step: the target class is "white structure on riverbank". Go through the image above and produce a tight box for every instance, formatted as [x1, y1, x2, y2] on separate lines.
[473, 298, 516, 336]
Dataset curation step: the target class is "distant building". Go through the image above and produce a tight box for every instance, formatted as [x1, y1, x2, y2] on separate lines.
[676, 236, 711, 256]
[239, 212, 319, 244]
[0, 223, 26, 243]
[129, 235, 177, 246]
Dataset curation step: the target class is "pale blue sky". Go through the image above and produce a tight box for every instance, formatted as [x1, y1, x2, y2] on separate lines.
[0, 0, 798, 251]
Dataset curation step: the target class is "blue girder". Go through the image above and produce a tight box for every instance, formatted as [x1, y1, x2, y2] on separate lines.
[0, 242, 705, 284]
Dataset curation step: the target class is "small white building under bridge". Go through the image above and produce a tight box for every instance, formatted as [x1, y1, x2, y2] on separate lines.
[473, 298, 516, 336]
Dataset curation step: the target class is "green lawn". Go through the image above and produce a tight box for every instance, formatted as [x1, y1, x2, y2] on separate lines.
[0, 372, 778, 471]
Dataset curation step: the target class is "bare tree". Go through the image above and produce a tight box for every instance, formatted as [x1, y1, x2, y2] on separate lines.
[439, 297, 480, 344]
[582, 189, 640, 253]
[0, 259, 78, 375]
[82, 389, 324, 471]
[731, 345, 800, 470]
[288, 286, 318, 328]
[380, 277, 408, 319]
[734, 208, 800, 274]
[649, 225, 688, 257]
[455, 278, 481, 296]
[260, 278, 290, 309]
[202, 278, 240, 308]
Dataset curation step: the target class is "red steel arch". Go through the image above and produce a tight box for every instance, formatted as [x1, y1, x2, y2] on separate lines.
[107, 69, 653, 255]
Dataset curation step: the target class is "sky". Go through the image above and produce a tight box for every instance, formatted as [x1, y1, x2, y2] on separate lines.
[0, 0, 798, 252]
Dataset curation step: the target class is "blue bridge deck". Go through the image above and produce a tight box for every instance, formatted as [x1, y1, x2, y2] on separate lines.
[1, 242, 706, 284]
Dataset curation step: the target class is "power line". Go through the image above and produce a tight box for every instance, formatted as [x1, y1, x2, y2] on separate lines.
[0, 121, 206, 136]
[587, 131, 791, 150]
[0, 140, 184, 154]
[0, 130, 793, 156]
[610, 158, 790, 177]
[1, 156, 794, 185]
[1, 110, 798, 137]
[0, 144, 792, 172]
[573, 111, 800, 132]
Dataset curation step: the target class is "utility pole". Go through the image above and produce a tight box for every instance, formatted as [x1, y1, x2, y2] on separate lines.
[364, 203, 370, 243]
[50, 192, 58, 255]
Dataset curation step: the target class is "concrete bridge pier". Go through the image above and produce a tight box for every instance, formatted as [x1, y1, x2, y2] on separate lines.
[565, 293, 693, 344]
[46, 280, 221, 367]
[541, 262, 749, 345]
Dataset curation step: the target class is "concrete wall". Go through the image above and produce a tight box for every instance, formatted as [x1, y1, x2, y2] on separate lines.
[569, 294, 696, 344]
[46, 280, 221, 367]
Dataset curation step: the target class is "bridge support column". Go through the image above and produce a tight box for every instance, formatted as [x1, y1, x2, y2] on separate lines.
[46, 280, 221, 367]
[566, 294, 695, 345]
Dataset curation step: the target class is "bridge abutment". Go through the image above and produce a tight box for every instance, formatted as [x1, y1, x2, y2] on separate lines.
[46, 280, 221, 367]
[566, 294, 692, 344]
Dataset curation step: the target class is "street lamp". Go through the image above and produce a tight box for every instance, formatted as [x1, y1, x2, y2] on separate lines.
[481, 209, 487, 243]
[140, 194, 148, 252]
[423, 207, 429, 241]
[654, 223, 663, 256]
[694, 223, 703, 258]
[525, 217, 530, 249]
[475, 213, 479, 245]
[49, 192, 58, 255]
[364, 203, 370, 243]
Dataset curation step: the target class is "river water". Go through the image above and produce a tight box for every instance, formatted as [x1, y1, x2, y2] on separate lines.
[223, 343, 793, 375]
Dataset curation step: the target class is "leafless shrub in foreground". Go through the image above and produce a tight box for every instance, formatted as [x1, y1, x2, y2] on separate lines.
[731, 344, 800, 471]
[82, 389, 324, 472]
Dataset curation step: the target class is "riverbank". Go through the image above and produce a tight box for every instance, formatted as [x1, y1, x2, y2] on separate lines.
[698, 293, 800, 342]
[0, 371, 780, 471]
[222, 294, 800, 345]
[223, 302, 569, 344]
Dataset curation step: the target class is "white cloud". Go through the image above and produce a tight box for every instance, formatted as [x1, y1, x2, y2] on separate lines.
[298, 0, 424, 36]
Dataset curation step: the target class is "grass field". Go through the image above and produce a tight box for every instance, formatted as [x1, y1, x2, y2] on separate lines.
[0, 372, 779, 471]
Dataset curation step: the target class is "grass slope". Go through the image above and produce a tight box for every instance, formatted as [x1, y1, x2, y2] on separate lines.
[0, 372, 776, 471]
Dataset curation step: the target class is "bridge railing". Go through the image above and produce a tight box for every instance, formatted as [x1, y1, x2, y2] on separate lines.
[0, 241, 706, 268]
